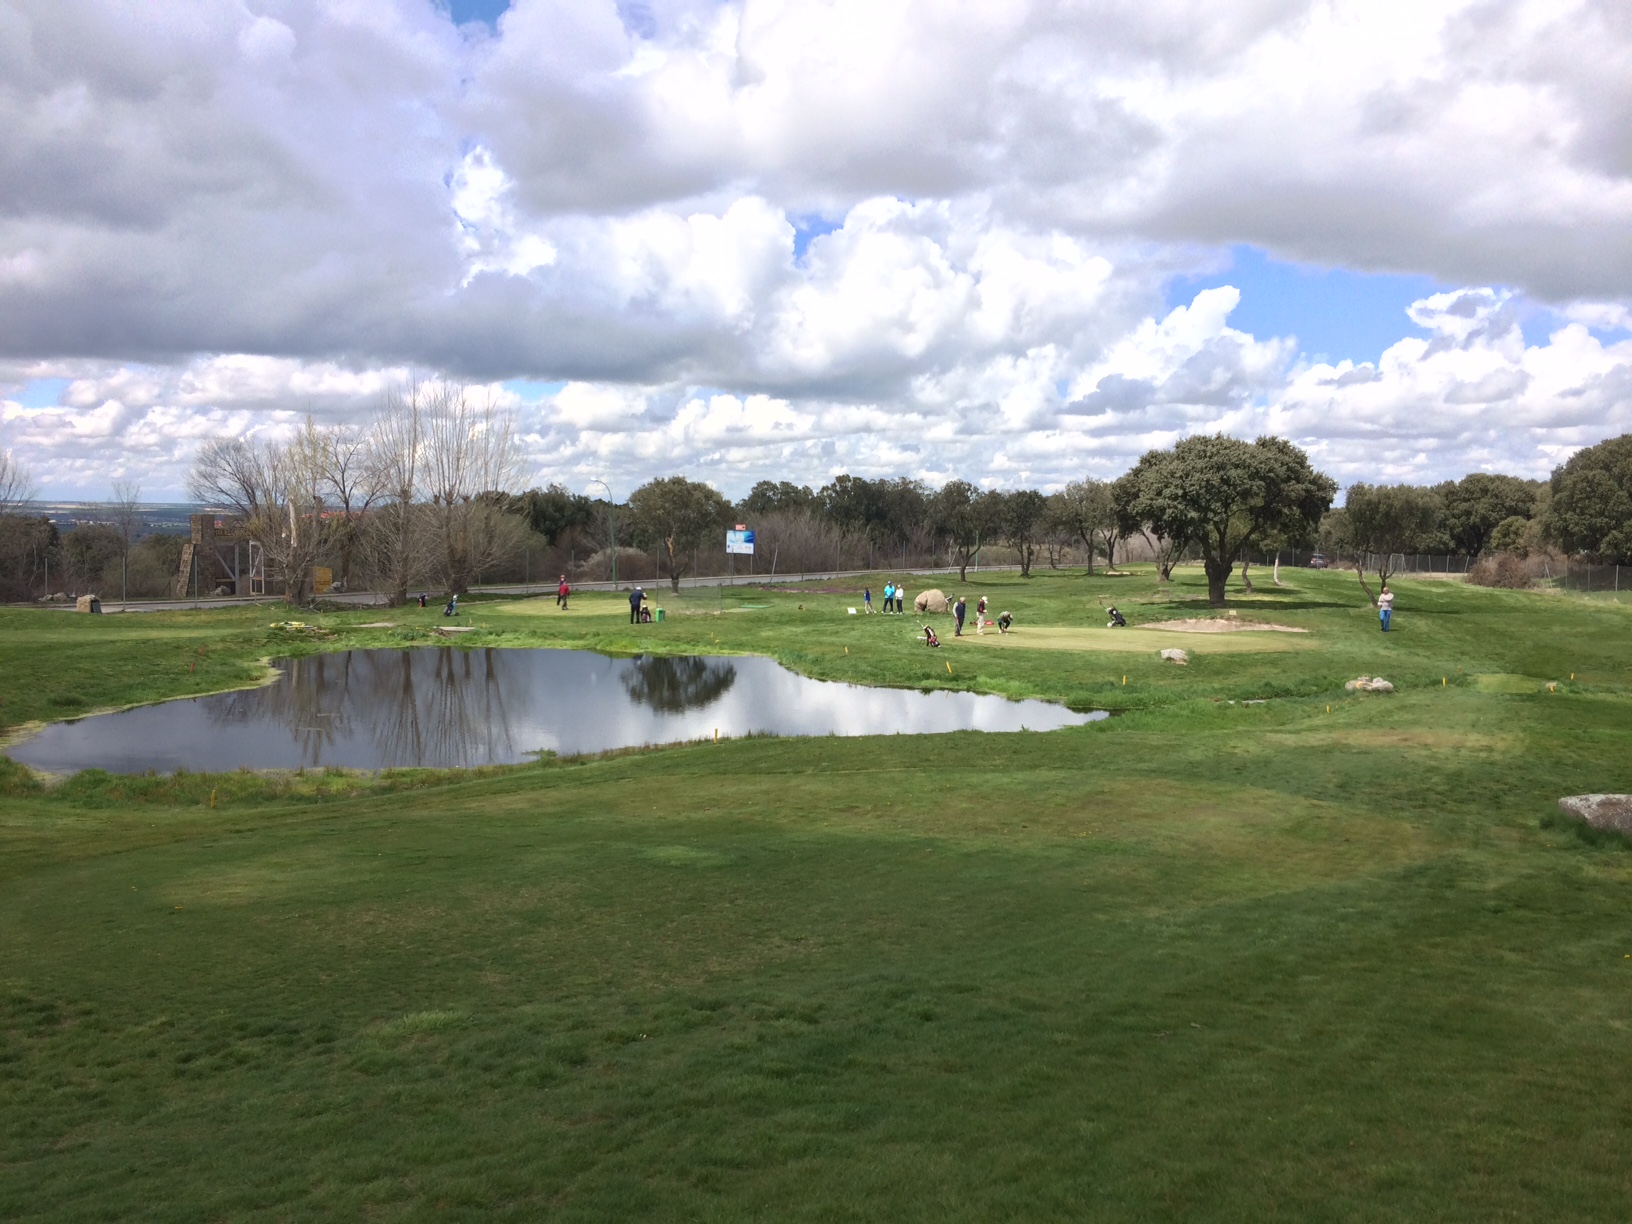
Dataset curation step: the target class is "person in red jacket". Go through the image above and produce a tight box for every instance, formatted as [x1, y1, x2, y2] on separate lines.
[556, 575, 570, 610]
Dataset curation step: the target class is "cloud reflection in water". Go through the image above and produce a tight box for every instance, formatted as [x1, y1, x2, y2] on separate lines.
[9, 648, 1099, 774]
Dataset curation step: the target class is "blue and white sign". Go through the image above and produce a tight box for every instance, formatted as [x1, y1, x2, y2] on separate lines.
[726, 528, 756, 555]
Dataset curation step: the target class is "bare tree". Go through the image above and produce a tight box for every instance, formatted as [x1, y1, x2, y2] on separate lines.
[263, 420, 334, 605]
[315, 421, 379, 591]
[109, 479, 141, 604]
[0, 444, 36, 516]
[365, 382, 426, 606]
[420, 383, 527, 594]
[187, 428, 332, 605]
[187, 437, 273, 519]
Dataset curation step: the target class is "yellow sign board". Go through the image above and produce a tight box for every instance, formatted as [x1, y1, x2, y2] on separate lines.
[312, 566, 333, 595]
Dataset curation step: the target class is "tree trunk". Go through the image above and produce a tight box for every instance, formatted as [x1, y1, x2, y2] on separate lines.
[1204, 556, 1232, 606]
[1273, 551, 1282, 587]
[1354, 563, 1376, 605]
[1241, 556, 1253, 592]
[666, 538, 682, 594]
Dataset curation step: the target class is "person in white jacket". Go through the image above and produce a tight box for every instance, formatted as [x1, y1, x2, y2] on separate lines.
[1378, 584, 1394, 632]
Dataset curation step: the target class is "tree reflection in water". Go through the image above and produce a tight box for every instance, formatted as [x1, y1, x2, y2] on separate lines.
[9, 646, 1096, 774]
[221, 648, 518, 768]
[619, 655, 737, 713]
[219, 653, 352, 766]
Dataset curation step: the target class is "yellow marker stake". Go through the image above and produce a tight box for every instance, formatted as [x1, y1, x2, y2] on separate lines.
[714, 728, 719, 743]
[1122, 675, 1127, 686]
[209, 788, 216, 809]
[946, 661, 953, 674]
[844, 646, 848, 654]
[1442, 677, 1447, 686]
[1326, 705, 1331, 714]
[1571, 672, 1575, 680]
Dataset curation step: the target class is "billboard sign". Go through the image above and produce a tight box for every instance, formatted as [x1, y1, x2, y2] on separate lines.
[725, 528, 756, 555]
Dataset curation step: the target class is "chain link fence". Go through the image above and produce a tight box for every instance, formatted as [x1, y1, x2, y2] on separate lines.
[1238, 549, 1628, 602]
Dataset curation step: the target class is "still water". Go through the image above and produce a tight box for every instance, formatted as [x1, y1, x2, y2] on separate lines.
[7, 648, 1101, 774]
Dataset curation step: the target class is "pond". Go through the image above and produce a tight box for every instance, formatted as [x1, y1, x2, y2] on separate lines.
[6, 648, 1103, 774]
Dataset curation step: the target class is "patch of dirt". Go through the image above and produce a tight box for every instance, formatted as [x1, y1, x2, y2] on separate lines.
[956, 627, 1308, 654]
[1139, 618, 1308, 633]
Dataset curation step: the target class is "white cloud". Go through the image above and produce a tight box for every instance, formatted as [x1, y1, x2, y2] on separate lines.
[11, 282, 1627, 501]
[1, 0, 1630, 498]
[1277, 289, 1632, 483]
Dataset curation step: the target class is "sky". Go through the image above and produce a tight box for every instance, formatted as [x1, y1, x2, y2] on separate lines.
[1, 0, 1630, 502]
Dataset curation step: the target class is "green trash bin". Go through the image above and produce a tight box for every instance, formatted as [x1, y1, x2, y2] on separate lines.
[655, 607, 665, 622]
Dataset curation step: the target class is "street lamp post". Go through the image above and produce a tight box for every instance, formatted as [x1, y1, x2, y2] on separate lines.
[588, 479, 616, 588]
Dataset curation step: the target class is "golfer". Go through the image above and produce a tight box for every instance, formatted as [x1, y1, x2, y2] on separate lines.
[629, 586, 644, 624]
[1378, 584, 1394, 632]
[557, 575, 570, 610]
[954, 596, 967, 637]
[894, 584, 906, 614]
[864, 586, 875, 613]
[997, 610, 1013, 634]
[976, 594, 988, 634]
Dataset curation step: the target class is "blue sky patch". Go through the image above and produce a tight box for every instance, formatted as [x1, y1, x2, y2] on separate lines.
[1167, 245, 1449, 366]
[445, 0, 510, 28]
[792, 214, 844, 264]
[12, 377, 70, 408]
[504, 379, 566, 401]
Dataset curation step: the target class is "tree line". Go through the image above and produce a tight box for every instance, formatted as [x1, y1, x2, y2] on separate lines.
[1324, 433, 1632, 595]
[3, 407, 1630, 607]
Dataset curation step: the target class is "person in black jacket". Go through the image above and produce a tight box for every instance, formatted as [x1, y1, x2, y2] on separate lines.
[629, 587, 644, 624]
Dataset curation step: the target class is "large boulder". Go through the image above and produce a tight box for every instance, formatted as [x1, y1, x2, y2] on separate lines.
[914, 588, 951, 614]
[1159, 648, 1188, 665]
[1557, 795, 1632, 835]
[75, 594, 102, 614]
[1344, 675, 1394, 693]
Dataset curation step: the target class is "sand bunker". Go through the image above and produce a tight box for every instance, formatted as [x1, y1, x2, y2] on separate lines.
[958, 627, 1308, 654]
[1139, 618, 1308, 634]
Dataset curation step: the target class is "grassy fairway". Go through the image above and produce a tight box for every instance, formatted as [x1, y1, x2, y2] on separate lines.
[4, 568, 1632, 1220]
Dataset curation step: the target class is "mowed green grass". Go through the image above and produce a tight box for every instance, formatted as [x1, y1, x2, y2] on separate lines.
[3, 568, 1632, 1221]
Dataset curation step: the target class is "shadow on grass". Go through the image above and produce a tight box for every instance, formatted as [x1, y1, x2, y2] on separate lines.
[1540, 809, 1632, 850]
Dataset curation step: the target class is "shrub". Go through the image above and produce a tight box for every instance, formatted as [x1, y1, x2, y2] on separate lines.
[1467, 552, 1531, 588]
[1487, 515, 1537, 557]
